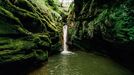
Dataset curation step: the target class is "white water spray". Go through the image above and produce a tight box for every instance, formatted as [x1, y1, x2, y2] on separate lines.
[61, 25, 73, 54]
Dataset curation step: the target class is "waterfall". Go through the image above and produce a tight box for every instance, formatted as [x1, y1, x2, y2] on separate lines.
[63, 25, 68, 51]
[61, 25, 73, 54]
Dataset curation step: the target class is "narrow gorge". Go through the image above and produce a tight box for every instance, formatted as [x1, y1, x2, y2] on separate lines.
[0, 0, 134, 75]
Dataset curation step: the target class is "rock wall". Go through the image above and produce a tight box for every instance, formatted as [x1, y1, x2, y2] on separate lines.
[68, 0, 134, 71]
[0, 0, 64, 64]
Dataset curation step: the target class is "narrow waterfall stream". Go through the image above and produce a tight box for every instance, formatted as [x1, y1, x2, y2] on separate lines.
[63, 25, 68, 52]
[61, 25, 73, 54]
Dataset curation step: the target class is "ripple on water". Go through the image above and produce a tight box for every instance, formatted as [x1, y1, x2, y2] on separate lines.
[48, 51, 134, 75]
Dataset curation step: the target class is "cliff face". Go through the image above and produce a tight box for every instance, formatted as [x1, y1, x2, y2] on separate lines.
[69, 0, 134, 43]
[67, 0, 134, 70]
[0, 0, 64, 64]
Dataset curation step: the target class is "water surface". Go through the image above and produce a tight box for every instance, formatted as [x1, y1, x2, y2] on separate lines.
[48, 51, 133, 75]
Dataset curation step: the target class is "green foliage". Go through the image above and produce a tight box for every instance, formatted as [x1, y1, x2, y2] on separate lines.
[68, 0, 134, 43]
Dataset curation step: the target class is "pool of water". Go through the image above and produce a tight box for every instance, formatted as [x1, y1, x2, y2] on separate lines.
[48, 51, 133, 75]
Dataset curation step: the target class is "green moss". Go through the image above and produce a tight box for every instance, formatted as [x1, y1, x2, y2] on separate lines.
[0, 6, 21, 24]
[0, 0, 64, 64]
[0, 36, 49, 64]
[69, 0, 134, 43]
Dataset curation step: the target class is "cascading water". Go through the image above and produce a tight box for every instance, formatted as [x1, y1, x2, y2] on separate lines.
[63, 25, 68, 51]
[60, 0, 74, 54]
[61, 25, 73, 54]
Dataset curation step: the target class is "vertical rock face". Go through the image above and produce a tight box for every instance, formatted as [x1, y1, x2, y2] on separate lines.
[67, 0, 134, 70]
[69, 0, 134, 43]
[0, 0, 64, 64]
[69, 0, 134, 52]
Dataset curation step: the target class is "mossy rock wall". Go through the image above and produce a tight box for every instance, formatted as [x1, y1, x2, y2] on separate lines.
[67, 0, 134, 70]
[0, 0, 63, 64]
[69, 0, 134, 43]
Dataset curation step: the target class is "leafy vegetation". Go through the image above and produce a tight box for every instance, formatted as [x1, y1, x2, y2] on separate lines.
[68, 0, 134, 43]
[67, 1, 134, 70]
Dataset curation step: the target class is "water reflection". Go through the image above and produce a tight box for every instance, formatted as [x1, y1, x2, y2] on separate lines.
[48, 51, 134, 75]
